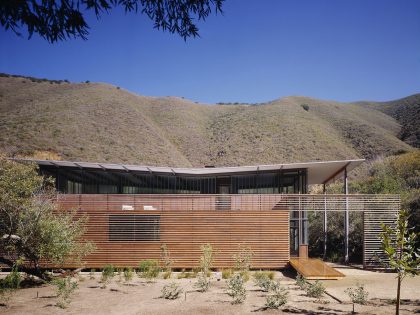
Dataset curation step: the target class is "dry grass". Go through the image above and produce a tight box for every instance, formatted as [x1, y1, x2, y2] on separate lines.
[0, 74, 415, 166]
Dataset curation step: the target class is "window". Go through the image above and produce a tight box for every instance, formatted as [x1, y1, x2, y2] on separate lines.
[109, 215, 160, 241]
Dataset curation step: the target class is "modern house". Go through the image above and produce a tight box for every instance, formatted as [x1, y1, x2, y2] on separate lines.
[20, 158, 399, 271]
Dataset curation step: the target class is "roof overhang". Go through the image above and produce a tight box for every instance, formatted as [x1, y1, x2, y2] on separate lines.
[15, 158, 365, 185]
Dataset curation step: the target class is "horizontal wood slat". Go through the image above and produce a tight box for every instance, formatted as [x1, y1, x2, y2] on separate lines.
[57, 194, 290, 269]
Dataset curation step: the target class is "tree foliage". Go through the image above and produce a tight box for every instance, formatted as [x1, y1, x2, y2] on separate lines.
[0, 157, 94, 280]
[380, 209, 419, 315]
[0, 0, 224, 43]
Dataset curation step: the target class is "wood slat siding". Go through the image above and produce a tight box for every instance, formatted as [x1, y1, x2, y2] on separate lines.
[57, 194, 290, 269]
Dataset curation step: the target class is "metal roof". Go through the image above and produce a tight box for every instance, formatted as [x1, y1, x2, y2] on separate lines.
[16, 158, 365, 185]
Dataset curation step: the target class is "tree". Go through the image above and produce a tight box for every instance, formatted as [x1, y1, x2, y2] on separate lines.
[0, 157, 94, 280]
[379, 209, 419, 315]
[0, 0, 224, 43]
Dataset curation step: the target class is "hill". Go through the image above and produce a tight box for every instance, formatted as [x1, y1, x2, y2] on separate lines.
[0, 73, 416, 167]
[358, 94, 420, 148]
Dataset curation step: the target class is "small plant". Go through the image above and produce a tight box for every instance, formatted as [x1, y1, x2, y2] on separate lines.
[199, 243, 214, 275]
[161, 282, 183, 299]
[116, 268, 123, 282]
[101, 264, 115, 288]
[295, 273, 308, 289]
[194, 272, 210, 292]
[160, 244, 173, 275]
[0, 263, 22, 307]
[222, 269, 233, 279]
[53, 276, 78, 309]
[163, 270, 172, 279]
[226, 273, 246, 304]
[138, 260, 160, 281]
[194, 243, 214, 292]
[123, 267, 134, 283]
[253, 271, 272, 292]
[346, 283, 369, 313]
[265, 280, 288, 309]
[89, 268, 96, 279]
[233, 245, 253, 273]
[305, 280, 326, 299]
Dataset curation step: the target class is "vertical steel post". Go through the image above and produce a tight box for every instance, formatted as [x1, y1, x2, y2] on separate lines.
[323, 183, 327, 260]
[344, 168, 349, 264]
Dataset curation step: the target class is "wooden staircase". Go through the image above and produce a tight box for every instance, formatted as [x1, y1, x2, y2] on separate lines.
[289, 258, 345, 280]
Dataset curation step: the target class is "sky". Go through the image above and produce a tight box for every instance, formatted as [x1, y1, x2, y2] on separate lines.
[1, 0, 419, 104]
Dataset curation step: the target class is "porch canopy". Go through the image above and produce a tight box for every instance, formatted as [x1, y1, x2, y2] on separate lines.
[17, 158, 365, 185]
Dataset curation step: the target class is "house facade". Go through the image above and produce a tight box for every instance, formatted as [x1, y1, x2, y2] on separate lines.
[21, 158, 398, 269]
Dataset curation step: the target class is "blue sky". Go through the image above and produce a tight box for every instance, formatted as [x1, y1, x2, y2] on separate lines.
[1, 0, 419, 104]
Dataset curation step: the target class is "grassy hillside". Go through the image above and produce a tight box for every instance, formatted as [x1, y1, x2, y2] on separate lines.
[359, 94, 420, 148]
[0, 74, 415, 167]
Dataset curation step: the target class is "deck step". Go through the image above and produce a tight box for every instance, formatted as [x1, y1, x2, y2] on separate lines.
[289, 258, 345, 280]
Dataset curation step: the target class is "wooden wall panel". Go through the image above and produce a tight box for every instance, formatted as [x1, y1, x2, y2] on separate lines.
[57, 194, 290, 269]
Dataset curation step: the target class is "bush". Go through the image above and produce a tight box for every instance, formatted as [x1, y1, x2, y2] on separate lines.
[0, 263, 22, 306]
[265, 280, 288, 309]
[226, 273, 246, 304]
[222, 269, 233, 279]
[123, 267, 134, 283]
[138, 260, 160, 281]
[53, 276, 78, 309]
[194, 272, 210, 292]
[233, 245, 253, 272]
[161, 282, 183, 299]
[301, 104, 310, 111]
[160, 244, 173, 274]
[163, 271, 172, 279]
[345, 283, 369, 305]
[295, 273, 308, 289]
[253, 271, 271, 292]
[89, 269, 96, 279]
[101, 264, 115, 287]
[305, 280, 326, 299]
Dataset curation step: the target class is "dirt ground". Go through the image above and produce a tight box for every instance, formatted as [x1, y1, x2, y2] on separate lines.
[1, 266, 419, 315]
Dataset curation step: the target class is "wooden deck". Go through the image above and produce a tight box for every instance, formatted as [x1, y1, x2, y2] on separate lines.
[289, 258, 345, 280]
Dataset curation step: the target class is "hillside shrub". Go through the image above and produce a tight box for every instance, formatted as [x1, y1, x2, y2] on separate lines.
[345, 283, 369, 305]
[295, 273, 308, 289]
[222, 269, 233, 279]
[301, 104, 310, 111]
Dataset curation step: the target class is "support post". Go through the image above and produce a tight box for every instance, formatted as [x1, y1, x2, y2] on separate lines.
[344, 168, 349, 264]
[323, 184, 327, 260]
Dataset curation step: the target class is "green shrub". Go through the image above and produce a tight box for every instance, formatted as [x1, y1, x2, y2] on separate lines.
[253, 271, 271, 292]
[233, 245, 253, 272]
[0, 264, 22, 306]
[345, 283, 369, 305]
[226, 273, 246, 304]
[161, 282, 183, 299]
[265, 280, 288, 309]
[89, 269, 96, 279]
[53, 276, 78, 309]
[301, 104, 310, 111]
[123, 267, 134, 283]
[222, 269, 233, 279]
[305, 280, 326, 299]
[101, 264, 115, 287]
[163, 271, 172, 279]
[160, 244, 173, 274]
[194, 272, 210, 292]
[138, 260, 160, 281]
[295, 273, 308, 289]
